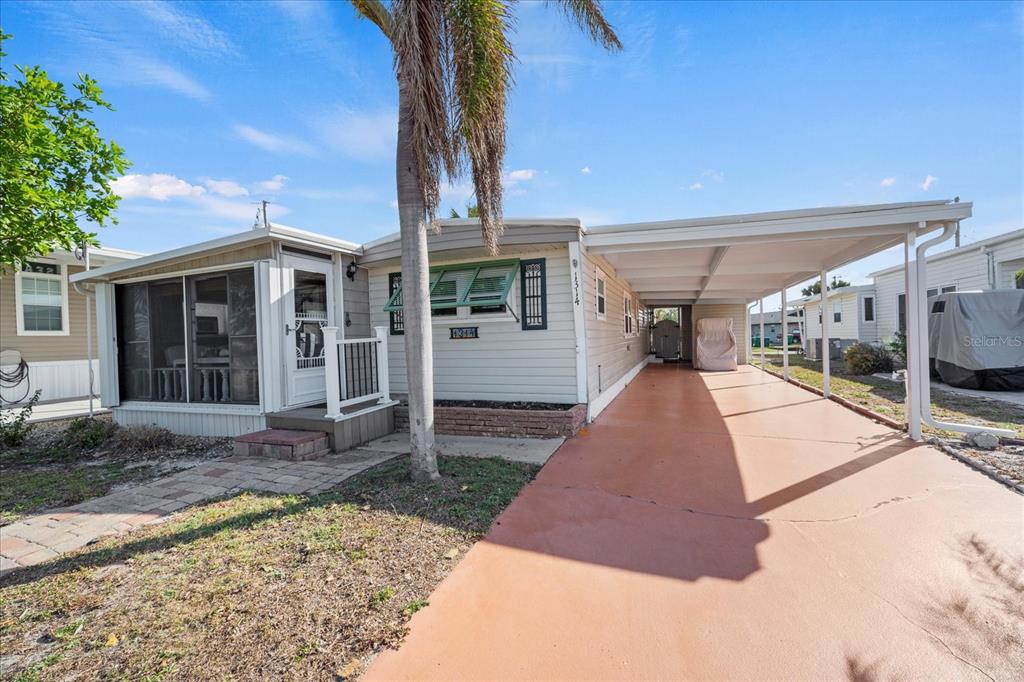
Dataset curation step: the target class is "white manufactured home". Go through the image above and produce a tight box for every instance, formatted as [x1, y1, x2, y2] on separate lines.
[794, 227, 1024, 352]
[70, 199, 976, 445]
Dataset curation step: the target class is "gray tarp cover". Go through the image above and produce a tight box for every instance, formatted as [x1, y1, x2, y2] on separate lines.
[928, 290, 1024, 390]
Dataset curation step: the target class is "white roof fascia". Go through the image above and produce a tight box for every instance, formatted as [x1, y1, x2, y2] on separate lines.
[868, 227, 1024, 278]
[70, 228, 274, 283]
[360, 218, 582, 251]
[585, 201, 971, 251]
[792, 284, 875, 306]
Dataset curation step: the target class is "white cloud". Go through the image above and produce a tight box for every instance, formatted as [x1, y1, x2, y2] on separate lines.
[580, 166, 592, 175]
[204, 179, 249, 198]
[133, 58, 211, 101]
[235, 125, 315, 155]
[112, 173, 206, 201]
[702, 169, 725, 183]
[688, 182, 704, 190]
[920, 174, 938, 191]
[133, 1, 236, 55]
[880, 177, 897, 187]
[504, 169, 537, 187]
[255, 175, 289, 192]
[314, 108, 398, 162]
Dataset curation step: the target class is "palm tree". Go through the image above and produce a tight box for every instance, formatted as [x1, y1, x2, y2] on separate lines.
[352, 0, 621, 481]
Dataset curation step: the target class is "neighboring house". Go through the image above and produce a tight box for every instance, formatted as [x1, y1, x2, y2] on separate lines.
[69, 200, 973, 440]
[1, 247, 143, 404]
[794, 285, 877, 358]
[793, 228, 1023, 354]
[750, 310, 801, 345]
[870, 228, 1024, 342]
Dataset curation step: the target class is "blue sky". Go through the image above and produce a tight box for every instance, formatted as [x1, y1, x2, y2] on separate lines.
[5, 0, 1022, 300]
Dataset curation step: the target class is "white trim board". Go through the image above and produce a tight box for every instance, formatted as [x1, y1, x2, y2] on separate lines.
[586, 356, 649, 422]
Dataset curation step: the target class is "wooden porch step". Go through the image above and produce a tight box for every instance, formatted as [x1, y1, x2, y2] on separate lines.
[233, 428, 330, 461]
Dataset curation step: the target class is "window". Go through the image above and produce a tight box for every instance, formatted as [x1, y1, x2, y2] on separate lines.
[385, 259, 520, 322]
[520, 259, 547, 330]
[863, 296, 875, 322]
[388, 273, 404, 335]
[596, 270, 607, 320]
[16, 261, 69, 335]
[624, 297, 632, 335]
[941, 284, 956, 294]
[832, 301, 842, 323]
[897, 294, 906, 332]
[115, 267, 259, 404]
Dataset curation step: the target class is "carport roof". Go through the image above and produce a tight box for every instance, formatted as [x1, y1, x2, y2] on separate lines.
[584, 199, 971, 305]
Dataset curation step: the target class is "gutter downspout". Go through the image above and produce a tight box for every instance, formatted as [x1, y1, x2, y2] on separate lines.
[914, 222, 1013, 438]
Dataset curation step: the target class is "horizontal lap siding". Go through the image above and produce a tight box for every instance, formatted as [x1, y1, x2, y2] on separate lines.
[692, 303, 750, 364]
[113, 406, 266, 437]
[801, 294, 861, 341]
[580, 248, 648, 401]
[368, 247, 578, 403]
[0, 266, 99, 363]
[342, 255, 371, 338]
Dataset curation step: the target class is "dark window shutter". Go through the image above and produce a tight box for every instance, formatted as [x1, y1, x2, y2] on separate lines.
[389, 272, 404, 335]
[520, 259, 547, 330]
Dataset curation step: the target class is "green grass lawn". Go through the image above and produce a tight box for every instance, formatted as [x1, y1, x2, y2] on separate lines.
[0, 455, 538, 681]
[752, 352, 1023, 438]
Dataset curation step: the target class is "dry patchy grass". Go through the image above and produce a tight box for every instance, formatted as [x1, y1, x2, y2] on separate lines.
[754, 353, 1023, 438]
[0, 455, 538, 681]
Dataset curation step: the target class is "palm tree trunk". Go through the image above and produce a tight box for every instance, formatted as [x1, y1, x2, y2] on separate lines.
[396, 85, 440, 482]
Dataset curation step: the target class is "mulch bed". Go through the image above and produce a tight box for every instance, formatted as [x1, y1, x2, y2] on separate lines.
[0, 455, 539, 680]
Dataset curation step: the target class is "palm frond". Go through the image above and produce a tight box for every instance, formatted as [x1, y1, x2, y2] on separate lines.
[351, 0, 395, 41]
[392, 0, 451, 221]
[446, 0, 515, 254]
[552, 0, 622, 50]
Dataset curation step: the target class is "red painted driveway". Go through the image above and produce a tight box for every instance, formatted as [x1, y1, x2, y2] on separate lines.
[367, 365, 1024, 680]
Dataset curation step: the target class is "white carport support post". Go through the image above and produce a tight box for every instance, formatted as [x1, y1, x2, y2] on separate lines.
[781, 287, 790, 380]
[759, 299, 765, 367]
[904, 230, 922, 440]
[820, 269, 830, 398]
[911, 222, 1013, 440]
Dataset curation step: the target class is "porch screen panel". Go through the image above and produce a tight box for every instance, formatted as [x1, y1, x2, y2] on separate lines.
[520, 259, 547, 330]
[228, 269, 259, 403]
[148, 280, 186, 402]
[116, 283, 151, 400]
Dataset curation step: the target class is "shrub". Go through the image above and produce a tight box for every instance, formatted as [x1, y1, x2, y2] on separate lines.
[62, 417, 116, 450]
[114, 424, 174, 451]
[888, 330, 907, 364]
[0, 390, 40, 447]
[844, 342, 894, 375]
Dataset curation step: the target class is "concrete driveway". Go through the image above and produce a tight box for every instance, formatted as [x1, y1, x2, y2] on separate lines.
[367, 365, 1024, 680]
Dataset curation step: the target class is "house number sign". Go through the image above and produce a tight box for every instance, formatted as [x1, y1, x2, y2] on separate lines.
[450, 326, 479, 340]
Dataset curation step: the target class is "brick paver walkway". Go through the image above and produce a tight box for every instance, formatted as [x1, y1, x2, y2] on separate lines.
[0, 448, 396, 575]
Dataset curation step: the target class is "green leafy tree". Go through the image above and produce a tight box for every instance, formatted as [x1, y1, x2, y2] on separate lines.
[352, 0, 621, 481]
[801, 276, 851, 297]
[449, 203, 480, 219]
[0, 33, 130, 267]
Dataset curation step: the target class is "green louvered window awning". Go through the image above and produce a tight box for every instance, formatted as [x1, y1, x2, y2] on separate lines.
[384, 259, 520, 312]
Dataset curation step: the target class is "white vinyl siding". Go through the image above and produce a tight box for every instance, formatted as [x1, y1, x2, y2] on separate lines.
[368, 246, 579, 403]
[691, 303, 750, 365]
[112, 404, 266, 437]
[802, 293, 862, 342]
[580, 246, 647, 401]
[873, 231, 1024, 342]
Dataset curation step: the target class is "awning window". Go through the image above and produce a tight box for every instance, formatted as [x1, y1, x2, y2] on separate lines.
[384, 259, 519, 312]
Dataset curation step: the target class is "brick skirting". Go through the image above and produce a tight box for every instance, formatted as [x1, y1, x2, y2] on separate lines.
[395, 403, 587, 439]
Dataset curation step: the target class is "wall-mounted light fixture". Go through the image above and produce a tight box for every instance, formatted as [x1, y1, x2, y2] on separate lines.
[346, 261, 359, 280]
[345, 312, 352, 328]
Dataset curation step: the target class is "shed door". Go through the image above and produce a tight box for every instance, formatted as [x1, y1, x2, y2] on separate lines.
[282, 255, 334, 407]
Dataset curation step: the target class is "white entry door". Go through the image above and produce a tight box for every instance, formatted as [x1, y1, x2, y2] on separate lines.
[282, 254, 335, 407]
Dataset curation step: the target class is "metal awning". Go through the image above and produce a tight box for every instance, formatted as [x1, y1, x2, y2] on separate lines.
[585, 200, 972, 305]
[385, 259, 520, 311]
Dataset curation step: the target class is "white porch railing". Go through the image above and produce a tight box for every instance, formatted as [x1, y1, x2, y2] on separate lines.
[322, 326, 391, 419]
